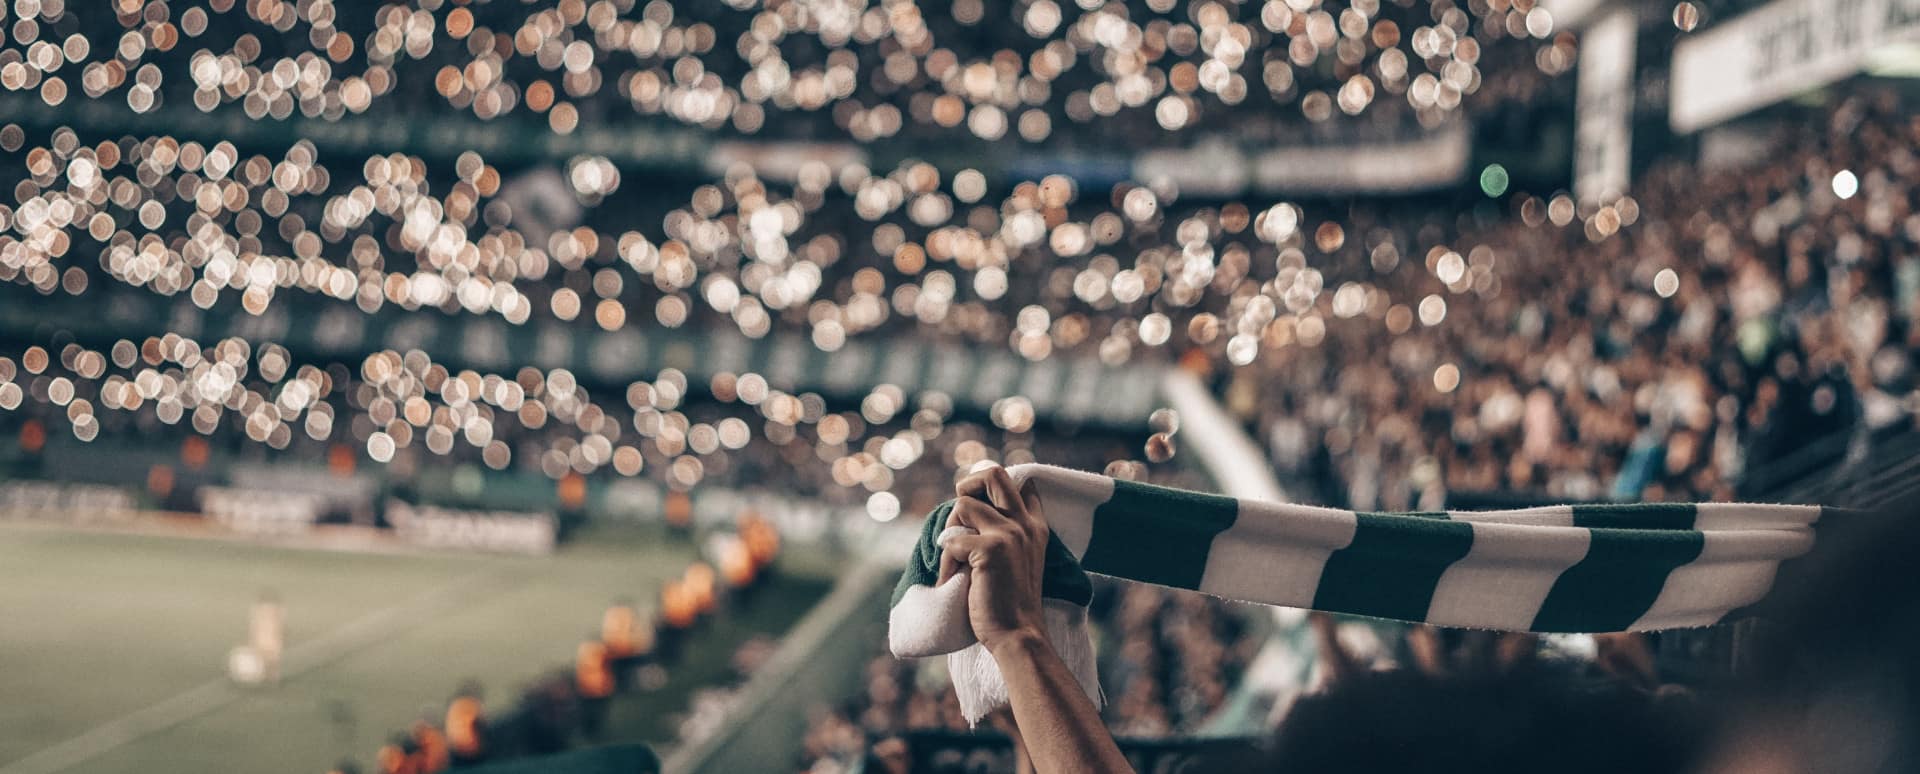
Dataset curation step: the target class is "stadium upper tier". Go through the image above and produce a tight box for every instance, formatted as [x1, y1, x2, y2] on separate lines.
[0, 1, 1572, 188]
[0, 0, 1910, 521]
[3, 84, 1913, 515]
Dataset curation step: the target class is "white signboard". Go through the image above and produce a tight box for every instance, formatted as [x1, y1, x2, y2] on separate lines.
[0, 482, 137, 522]
[386, 501, 557, 555]
[1541, 0, 1607, 29]
[201, 487, 324, 536]
[1132, 122, 1470, 196]
[1575, 10, 1637, 204]
[1671, 0, 1920, 132]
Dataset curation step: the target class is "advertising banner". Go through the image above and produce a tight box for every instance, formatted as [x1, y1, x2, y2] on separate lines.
[1671, 0, 1920, 132]
[386, 500, 557, 555]
[1575, 10, 1637, 204]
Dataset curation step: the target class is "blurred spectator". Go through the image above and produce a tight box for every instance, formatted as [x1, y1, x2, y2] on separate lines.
[446, 685, 489, 767]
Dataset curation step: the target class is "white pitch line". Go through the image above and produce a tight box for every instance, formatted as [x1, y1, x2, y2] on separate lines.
[0, 569, 509, 774]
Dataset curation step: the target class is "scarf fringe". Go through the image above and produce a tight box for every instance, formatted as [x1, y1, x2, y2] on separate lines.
[947, 600, 1101, 726]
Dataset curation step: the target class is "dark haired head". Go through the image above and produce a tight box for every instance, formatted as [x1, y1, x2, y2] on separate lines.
[1255, 663, 1707, 774]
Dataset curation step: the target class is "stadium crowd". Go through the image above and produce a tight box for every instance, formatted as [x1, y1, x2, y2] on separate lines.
[1, 2, 1917, 773]
[1240, 91, 1917, 510]
[7, 80, 1910, 519]
[5, 0, 1569, 148]
[0, 0, 1587, 522]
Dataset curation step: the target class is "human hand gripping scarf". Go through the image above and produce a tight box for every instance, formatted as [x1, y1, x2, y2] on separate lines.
[888, 463, 1826, 724]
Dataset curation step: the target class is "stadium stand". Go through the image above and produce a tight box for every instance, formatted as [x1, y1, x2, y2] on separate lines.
[1, 1, 1917, 772]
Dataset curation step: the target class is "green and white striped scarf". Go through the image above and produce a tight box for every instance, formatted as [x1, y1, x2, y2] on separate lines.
[889, 464, 1824, 723]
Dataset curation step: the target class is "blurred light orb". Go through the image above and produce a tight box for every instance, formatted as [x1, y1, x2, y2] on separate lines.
[974, 267, 1009, 300]
[1145, 432, 1176, 463]
[953, 169, 987, 203]
[1435, 251, 1467, 285]
[1226, 334, 1258, 366]
[1189, 314, 1222, 344]
[1260, 203, 1298, 242]
[1479, 164, 1510, 197]
[867, 491, 901, 522]
[1832, 170, 1858, 200]
[368, 432, 396, 463]
[1123, 189, 1159, 222]
[1139, 313, 1172, 346]
[1155, 96, 1190, 130]
[1418, 294, 1448, 326]
[1654, 268, 1680, 298]
[1525, 8, 1554, 37]
[1672, 2, 1701, 31]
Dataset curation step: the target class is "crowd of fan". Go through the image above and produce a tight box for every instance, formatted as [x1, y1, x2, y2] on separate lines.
[13, 77, 1911, 525]
[0, 369, 1162, 540]
[1239, 91, 1918, 510]
[33, 0, 1570, 150]
[8, 83, 1912, 520]
[0, 3, 1584, 516]
[4, 4, 1916, 774]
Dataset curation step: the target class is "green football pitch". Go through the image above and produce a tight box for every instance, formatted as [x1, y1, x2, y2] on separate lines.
[0, 523, 834, 774]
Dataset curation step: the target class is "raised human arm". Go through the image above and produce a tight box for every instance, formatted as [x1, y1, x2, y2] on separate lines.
[941, 466, 1134, 774]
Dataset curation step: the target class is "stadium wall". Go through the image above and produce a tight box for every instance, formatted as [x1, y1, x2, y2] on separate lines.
[665, 555, 896, 774]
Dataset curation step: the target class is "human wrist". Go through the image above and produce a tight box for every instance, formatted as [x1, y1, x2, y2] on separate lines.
[982, 624, 1049, 661]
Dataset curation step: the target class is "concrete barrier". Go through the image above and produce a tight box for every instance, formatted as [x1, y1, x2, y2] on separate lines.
[664, 557, 895, 774]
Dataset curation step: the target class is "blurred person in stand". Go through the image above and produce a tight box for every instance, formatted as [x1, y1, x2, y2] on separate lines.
[407, 717, 451, 774]
[601, 599, 651, 689]
[505, 672, 580, 757]
[739, 511, 781, 599]
[574, 638, 615, 741]
[1696, 503, 1920, 774]
[656, 579, 696, 664]
[375, 735, 419, 774]
[445, 684, 487, 768]
[1256, 615, 1705, 773]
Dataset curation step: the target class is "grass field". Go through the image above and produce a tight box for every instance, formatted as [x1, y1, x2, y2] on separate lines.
[0, 523, 834, 774]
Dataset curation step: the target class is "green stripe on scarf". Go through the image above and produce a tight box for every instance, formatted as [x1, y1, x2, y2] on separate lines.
[1079, 479, 1237, 591]
[1312, 513, 1476, 623]
[1531, 528, 1705, 632]
[891, 500, 955, 609]
[1571, 503, 1698, 530]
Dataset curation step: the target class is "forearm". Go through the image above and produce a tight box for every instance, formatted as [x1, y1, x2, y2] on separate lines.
[1010, 726, 1036, 774]
[988, 630, 1134, 774]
